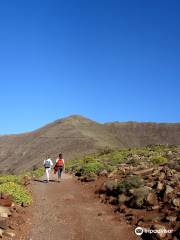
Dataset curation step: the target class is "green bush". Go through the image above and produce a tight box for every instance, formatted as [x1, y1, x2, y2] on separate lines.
[82, 162, 104, 175]
[117, 176, 144, 194]
[150, 156, 168, 165]
[103, 164, 115, 172]
[98, 147, 113, 155]
[31, 167, 44, 178]
[22, 167, 45, 179]
[111, 151, 128, 164]
[0, 182, 32, 205]
[83, 155, 97, 164]
[0, 175, 23, 185]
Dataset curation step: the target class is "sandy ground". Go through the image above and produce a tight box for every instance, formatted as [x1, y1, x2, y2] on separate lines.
[28, 173, 139, 240]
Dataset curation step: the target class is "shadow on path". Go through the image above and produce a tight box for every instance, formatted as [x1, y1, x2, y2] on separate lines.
[33, 179, 46, 183]
[33, 179, 58, 183]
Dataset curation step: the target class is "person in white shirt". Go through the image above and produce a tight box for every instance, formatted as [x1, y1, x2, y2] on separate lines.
[43, 157, 53, 182]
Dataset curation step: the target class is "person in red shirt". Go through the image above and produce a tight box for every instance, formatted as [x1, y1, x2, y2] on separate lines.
[54, 153, 65, 182]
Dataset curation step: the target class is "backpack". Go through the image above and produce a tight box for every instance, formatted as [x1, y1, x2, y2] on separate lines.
[44, 160, 51, 168]
[56, 159, 64, 167]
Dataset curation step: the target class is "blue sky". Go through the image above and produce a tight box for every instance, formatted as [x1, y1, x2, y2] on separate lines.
[0, 0, 179, 134]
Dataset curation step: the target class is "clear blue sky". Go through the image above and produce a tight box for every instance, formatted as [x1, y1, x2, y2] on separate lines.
[0, 0, 179, 134]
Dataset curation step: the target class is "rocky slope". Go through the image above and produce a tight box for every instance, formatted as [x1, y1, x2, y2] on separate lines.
[67, 145, 180, 240]
[0, 115, 180, 173]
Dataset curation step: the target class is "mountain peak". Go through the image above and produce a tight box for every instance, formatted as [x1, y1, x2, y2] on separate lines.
[57, 115, 96, 124]
[0, 116, 180, 174]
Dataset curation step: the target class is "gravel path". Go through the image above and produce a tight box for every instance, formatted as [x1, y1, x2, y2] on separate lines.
[29, 173, 138, 240]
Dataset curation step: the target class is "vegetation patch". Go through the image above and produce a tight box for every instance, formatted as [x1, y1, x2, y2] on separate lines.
[0, 182, 32, 205]
[0, 175, 23, 185]
[67, 145, 177, 177]
[0, 167, 44, 206]
[150, 156, 168, 165]
[117, 175, 144, 194]
[30, 167, 44, 178]
[79, 162, 103, 175]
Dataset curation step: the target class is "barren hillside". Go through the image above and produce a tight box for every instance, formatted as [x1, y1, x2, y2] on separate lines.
[0, 115, 179, 173]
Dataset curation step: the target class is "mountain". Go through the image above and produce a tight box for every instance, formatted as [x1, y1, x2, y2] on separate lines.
[0, 115, 180, 173]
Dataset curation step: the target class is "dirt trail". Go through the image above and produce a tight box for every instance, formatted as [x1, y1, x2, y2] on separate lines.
[29, 173, 138, 240]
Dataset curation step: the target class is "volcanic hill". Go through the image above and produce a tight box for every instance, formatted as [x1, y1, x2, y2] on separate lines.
[0, 115, 179, 173]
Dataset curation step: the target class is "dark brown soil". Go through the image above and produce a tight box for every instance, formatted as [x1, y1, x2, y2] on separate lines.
[28, 173, 139, 240]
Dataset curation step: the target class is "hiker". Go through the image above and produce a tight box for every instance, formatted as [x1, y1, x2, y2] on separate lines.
[43, 156, 53, 182]
[54, 153, 65, 182]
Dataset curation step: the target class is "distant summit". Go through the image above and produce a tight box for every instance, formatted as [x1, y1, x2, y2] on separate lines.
[54, 115, 97, 124]
[0, 115, 179, 174]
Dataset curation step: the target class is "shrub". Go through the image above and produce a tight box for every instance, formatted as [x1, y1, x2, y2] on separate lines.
[0, 182, 32, 205]
[98, 147, 113, 155]
[75, 166, 84, 176]
[31, 167, 44, 178]
[126, 158, 139, 165]
[117, 175, 144, 194]
[110, 151, 128, 165]
[150, 156, 168, 165]
[82, 162, 104, 175]
[102, 180, 118, 195]
[0, 175, 23, 185]
[83, 155, 97, 164]
[20, 167, 44, 179]
[104, 164, 115, 172]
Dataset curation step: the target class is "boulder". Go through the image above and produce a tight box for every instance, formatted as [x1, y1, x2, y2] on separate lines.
[21, 175, 31, 186]
[0, 229, 3, 238]
[146, 192, 158, 206]
[3, 230, 15, 238]
[146, 182, 155, 188]
[100, 180, 118, 194]
[0, 219, 9, 230]
[143, 213, 162, 223]
[81, 175, 97, 182]
[0, 206, 11, 218]
[165, 185, 174, 195]
[168, 161, 180, 171]
[165, 215, 177, 222]
[159, 172, 166, 181]
[0, 199, 13, 207]
[133, 168, 154, 176]
[172, 198, 180, 208]
[125, 213, 135, 222]
[166, 169, 174, 178]
[109, 196, 117, 205]
[151, 205, 160, 210]
[0, 193, 12, 200]
[174, 173, 180, 182]
[156, 182, 164, 191]
[129, 186, 150, 208]
[118, 194, 128, 204]
[99, 170, 108, 177]
[167, 151, 173, 157]
[152, 169, 160, 176]
[119, 205, 127, 214]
